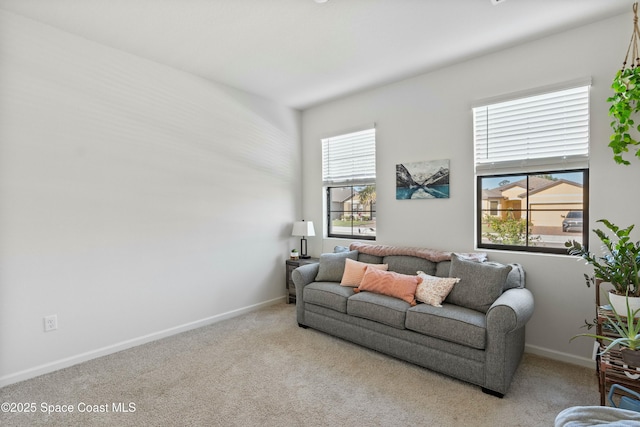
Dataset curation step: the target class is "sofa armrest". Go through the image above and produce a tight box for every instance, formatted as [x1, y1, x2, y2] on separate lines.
[292, 263, 319, 289]
[486, 287, 534, 333]
[483, 287, 534, 395]
[292, 263, 320, 326]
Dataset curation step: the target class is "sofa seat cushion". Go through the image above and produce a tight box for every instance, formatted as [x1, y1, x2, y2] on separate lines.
[347, 292, 410, 329]
[405, 303, 487, 349]
[304, 282, 354, 313]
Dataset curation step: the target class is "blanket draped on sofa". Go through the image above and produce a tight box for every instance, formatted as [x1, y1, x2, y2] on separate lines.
[348, 242, 487, 262]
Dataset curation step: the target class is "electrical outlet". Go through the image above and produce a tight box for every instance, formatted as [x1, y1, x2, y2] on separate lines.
[44, 315, 58, 332]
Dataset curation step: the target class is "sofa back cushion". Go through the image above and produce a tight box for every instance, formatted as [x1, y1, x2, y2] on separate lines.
[383, 255, 437, 276]
[335, 246, 384, 265]
[315, 250, 359, 282]
[504, 263, 526, 290]
[435, 261, 451, 278]
[357, 253, 384, 264]
[446, 254, 512, 313]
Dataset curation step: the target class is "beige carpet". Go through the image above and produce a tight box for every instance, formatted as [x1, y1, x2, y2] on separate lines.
[0, 304, 598, 426]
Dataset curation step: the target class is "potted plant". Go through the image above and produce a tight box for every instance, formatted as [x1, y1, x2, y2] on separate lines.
[608, 67, 640, 165]
[607, 2, 640, 165]
[290, 249, 299, 260]
[571, 294, 640, 367]
[565, 219, 640, 314]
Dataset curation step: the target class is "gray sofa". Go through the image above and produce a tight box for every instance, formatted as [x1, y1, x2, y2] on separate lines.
[292, 244, 535, 397]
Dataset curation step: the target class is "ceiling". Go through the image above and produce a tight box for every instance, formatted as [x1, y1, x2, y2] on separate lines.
[0, 0, 633, 110]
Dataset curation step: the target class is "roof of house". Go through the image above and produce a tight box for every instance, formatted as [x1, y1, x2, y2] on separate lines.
[484, 176, 583, 199]
[482, 189, 504, 199]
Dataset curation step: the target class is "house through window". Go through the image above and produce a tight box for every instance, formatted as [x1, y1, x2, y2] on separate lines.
[322, 128, 376, 240]
[326, 185, 376, 239]
[478, 171, 588, 253]
[473, 83, 590, 254]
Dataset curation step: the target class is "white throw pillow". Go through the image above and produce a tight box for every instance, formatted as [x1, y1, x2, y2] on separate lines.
[415, 271, 460, 307]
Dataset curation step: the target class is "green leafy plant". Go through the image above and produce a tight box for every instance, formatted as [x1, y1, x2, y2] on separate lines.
[608, 67, 640, 165]
[571, 293, 640, 354]
[357, 185, 376, 212]
[607, 2, 640, 165]
[565, 219, 640, 297]
[482, 212, 538, 246]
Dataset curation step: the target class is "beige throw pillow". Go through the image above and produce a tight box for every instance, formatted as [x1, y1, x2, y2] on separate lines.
[415, 271, 460, 307]
[340, 258, 389, 287]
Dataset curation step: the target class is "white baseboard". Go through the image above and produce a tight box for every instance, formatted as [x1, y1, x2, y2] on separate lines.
[0, 297, 285, 388]
[525, 343, 596, 369]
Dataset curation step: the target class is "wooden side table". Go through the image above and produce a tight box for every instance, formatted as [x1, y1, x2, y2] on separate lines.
[285, 258, 318, 304]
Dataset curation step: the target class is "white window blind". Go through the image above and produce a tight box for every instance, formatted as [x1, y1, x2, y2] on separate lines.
[473, 85, 590, 175]
[322, 128, 376, 185]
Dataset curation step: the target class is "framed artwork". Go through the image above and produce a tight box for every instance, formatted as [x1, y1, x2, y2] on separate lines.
[396, 159, 450, 199]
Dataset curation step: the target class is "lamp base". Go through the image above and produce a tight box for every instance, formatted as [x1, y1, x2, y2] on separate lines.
[299, 237, 310, 259]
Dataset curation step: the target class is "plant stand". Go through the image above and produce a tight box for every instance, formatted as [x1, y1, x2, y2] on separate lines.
[599, 349, 640, 406]
[596, 280, 640, 405]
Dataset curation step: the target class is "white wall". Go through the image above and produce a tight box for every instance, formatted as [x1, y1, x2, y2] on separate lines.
[0, 10, 301, 385]
[302, 12, 640, 366]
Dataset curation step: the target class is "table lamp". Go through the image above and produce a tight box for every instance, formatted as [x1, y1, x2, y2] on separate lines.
[292, 220, 315, 259]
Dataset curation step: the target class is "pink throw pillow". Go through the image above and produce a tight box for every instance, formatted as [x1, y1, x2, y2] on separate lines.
[355, 267, 422, 306]
[340, 258, 389, 287]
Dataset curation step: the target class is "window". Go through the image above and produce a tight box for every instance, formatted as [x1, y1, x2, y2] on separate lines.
[473, 84, 590, 254]
[322, 128, 376, 240]
[477, 171, 588, 253]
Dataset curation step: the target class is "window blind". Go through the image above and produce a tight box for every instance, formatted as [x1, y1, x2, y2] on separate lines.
[473, 85, 590, 175]
[322, 128, 376, 185]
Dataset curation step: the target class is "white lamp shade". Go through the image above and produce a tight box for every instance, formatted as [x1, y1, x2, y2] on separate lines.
[292, 221, 315, 237]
